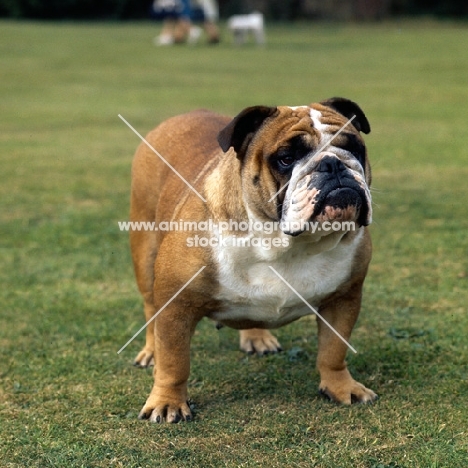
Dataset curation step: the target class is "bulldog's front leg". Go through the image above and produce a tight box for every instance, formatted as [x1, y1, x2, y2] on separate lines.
[316, 289, 377, 405]
[138, 302, 199, 423]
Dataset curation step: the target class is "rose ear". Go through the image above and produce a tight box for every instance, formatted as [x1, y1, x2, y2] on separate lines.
[320, 97, 371, 134]
[217, 106, 277, 158]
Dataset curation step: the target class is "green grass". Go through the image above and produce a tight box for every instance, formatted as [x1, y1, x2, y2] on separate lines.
[1, 19, 468, 467]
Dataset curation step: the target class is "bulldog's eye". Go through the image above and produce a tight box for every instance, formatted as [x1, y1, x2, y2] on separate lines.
[272, 136, 310, 173]
[278, 156, 295, 168]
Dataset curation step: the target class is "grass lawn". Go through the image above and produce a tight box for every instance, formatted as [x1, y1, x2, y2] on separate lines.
[1, 19, 468, 467]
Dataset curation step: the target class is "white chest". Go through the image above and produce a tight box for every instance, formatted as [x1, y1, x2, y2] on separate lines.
[211, 230, 362, 327]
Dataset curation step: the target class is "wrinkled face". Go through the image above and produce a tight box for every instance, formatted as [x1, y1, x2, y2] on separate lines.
[218, 99, 372, 236]
[268, 105, 371, 235]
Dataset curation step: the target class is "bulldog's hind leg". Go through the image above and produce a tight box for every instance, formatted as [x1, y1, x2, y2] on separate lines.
[130, 228, 158, 368]
[239, 329, 282, 355]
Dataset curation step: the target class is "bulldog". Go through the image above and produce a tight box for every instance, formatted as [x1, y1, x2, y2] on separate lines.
[129, 97, 377, 423]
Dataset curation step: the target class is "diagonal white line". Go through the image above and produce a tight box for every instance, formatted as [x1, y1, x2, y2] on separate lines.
[117, 266, 206, 355]
[118, 114, 207, 203]
[268, 115, 356, 203]
[268, 266, 357, 353]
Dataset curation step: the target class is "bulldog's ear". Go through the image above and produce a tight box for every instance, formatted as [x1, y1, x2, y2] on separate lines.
[218, 106, 277, 157]
[320, 97, 371, 134]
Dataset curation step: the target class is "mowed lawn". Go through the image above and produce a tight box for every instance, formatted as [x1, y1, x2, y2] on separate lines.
[1, 19, 468, 467]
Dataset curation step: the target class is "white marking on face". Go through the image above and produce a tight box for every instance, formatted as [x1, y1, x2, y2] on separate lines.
[327, 145, 365, 176]
[310, 108, 328, 135]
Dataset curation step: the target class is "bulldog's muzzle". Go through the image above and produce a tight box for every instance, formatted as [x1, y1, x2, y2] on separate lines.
[280, 151, 372, 236]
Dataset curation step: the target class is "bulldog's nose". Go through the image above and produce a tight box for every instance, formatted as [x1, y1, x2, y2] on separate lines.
[316, 156, 346, 175]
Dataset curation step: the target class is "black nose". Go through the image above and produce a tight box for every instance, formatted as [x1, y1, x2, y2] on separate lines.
[316, 156, 346, 175]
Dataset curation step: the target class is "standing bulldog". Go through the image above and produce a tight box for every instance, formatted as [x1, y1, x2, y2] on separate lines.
[129, 97, 377, 423]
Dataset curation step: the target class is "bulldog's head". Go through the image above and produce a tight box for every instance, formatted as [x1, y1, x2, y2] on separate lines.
[218, 97, 372, 236]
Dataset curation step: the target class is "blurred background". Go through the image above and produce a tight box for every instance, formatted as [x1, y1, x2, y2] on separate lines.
[1, 0, 468, 466]
[1, 0, 467, 21]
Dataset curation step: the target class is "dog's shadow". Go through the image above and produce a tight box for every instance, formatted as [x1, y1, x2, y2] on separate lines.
[189, 318, 440, 413]
[189, 319, 377, 411]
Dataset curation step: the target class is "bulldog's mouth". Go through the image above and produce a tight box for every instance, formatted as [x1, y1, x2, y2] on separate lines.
[279, 153, 372, 236]
[322, 187, 362, 211]
[281, 185, 370, 236]
[313, 187, 365, 223]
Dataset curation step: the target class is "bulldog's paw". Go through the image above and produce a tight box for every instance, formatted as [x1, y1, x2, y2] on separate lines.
[138, 393, 192, 423]
[133, 346, 154, 368]
[239, 329, 283, 355]
[319, 370, 377, 405]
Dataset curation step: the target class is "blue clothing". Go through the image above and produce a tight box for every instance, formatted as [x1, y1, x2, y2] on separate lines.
[151, 0, 191, 20]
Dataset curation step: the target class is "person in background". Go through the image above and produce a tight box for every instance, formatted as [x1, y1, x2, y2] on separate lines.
[190, 0, 220, 44]
[152, 0, 192, 45]
[152, 0, 220, 45]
